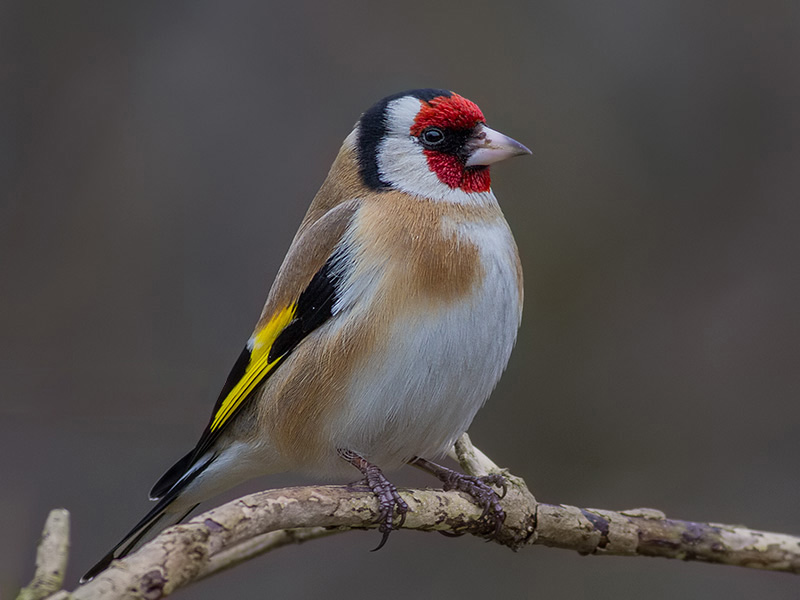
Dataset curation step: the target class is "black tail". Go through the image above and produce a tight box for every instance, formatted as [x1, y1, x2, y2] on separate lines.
[81, 455, 215, 582]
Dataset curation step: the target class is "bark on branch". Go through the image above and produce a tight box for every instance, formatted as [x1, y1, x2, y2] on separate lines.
[19, 435, 800, 600]
[17, 509, 70, 600]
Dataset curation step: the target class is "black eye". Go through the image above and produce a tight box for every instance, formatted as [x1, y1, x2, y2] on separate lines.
[420, 127, 445, 148]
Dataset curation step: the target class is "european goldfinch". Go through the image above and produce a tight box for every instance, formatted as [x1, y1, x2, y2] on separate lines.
[83, 88, 530, 581]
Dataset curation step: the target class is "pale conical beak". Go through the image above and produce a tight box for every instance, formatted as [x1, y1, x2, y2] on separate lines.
[465, 124, 532, 167]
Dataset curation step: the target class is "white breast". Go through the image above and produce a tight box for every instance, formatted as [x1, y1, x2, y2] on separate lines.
[322, 209, 522, 474]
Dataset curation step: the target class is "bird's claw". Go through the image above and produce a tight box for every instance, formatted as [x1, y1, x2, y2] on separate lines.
[365, 465, 409, 551]
[445, 472, 506, 535]
[340, 449, 409, 551]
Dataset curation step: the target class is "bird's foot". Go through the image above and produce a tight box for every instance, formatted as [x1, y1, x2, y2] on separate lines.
[411, 457, 507, 536]
[339, 449, 409, 551]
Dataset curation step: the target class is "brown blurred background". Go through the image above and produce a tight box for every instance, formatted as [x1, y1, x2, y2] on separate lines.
[2, 1, 799, 598]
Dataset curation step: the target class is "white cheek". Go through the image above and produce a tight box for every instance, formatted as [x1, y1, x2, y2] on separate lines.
[377, 136, 441, 196]
[378, 97, 442, 196]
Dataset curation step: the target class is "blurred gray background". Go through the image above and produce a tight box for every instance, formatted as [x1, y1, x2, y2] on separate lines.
[3, 1, 799, 598]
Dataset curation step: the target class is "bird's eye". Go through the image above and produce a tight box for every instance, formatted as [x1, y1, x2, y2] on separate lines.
[420, 127, 445, 148]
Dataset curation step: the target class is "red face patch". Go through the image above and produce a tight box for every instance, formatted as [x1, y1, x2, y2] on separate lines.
[410, 93, 485, 136]
[411, 94, 491, 193]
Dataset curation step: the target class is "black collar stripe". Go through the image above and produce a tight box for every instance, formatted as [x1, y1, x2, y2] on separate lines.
[357, 89, 452, 190]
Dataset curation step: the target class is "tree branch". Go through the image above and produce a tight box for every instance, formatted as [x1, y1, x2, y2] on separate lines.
[17, 509, 70, 600]
[20, 435, 800, 599]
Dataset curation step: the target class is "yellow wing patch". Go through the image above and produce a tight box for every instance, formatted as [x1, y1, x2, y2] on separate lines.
[209, 304, 296, 432]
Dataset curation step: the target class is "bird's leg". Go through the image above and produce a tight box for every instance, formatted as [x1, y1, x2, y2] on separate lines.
[338, 449, 409, 551]
[410, 456, 507, 536]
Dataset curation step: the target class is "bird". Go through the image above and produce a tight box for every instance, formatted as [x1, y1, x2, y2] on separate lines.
[82, 88, 530, 582]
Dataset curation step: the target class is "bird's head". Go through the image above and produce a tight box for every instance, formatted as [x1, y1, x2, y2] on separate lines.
[355, 89, 531, 203]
